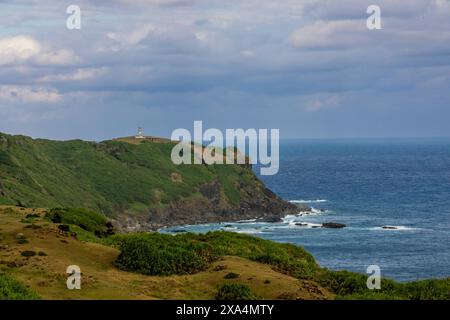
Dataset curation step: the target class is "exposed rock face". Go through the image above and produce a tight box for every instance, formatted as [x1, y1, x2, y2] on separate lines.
[114, 179, 301, 232]
[142, 180, 299, 230]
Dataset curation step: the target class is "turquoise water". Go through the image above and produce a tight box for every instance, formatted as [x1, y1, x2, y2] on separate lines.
[163, 138, 450, 282]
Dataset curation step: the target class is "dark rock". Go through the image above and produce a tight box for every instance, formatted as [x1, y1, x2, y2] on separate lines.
[21, 250, 36, 258]
[257, 216, 282, 223]
[322, 222, 346, 229]
[214, 264, 227, 271]
[295, 223, 308, 227]
[58, 224, 70, 232]
[382, 226, 397, 230]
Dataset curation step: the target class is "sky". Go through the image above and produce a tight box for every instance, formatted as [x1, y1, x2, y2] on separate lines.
[0, 0, 449, 141]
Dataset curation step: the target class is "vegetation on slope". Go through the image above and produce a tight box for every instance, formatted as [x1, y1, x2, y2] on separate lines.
[0, 206, 331, 300]
[1, 205, 449, 300]
[0, 272, 40, 300]
[0, 132, 264, 217]
[46, 208, 114, 238]
[110, 233, 217, 275]
[108, 230, 450, 300]
[215, 283, 260, 300]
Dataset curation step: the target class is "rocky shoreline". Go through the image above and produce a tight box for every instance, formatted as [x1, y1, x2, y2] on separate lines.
[113, 187, 308, 232]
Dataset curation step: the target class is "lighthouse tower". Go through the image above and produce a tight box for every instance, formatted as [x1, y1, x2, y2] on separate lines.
[135, 127, 145, 139]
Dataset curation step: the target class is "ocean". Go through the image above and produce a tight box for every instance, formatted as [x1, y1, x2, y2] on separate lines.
[162, 138, 450, 282]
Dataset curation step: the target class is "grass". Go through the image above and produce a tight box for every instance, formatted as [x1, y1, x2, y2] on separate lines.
[181, 232, 320, 279]
[1, 205, 448, 300]
[107, 231, 450, 300]
[0, 273, 40, 300]
[0, 132, 264, 217]
[1, 206, 327, 300]
[109, 233, 217, 276]
[215, 284, 259, 300]
[46, 208, 113, 238]
[107, 231, 319, 279]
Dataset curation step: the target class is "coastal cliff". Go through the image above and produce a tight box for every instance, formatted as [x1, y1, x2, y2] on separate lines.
[0, 132, 299, 231]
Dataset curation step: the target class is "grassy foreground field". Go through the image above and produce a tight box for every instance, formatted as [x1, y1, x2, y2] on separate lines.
[0, 205, 449, 300]
[0, 206, 333, 300]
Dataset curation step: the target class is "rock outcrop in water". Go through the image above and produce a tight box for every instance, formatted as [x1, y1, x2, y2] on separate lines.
[322, 222, 346, 229]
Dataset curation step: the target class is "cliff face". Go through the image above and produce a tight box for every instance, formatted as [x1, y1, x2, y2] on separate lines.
[0, 132, 299, 231]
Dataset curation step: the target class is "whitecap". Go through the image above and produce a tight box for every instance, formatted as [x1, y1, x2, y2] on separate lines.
[237, 218, 257, 223]
[290, 199, 328, 204]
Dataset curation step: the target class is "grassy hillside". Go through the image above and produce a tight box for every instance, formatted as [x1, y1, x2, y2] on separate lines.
[0, 132, 284, 227]
[1, 206, 448, 300]
[0, 205, 332, 300]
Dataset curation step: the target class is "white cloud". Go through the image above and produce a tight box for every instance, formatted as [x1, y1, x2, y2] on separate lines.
[34, 49, 79, 66]
[0, 86, 61, 103]
[107, 24, 157, 46]
[119, 0, 198, 5]
[38, 68, 108, 82]
[305, 94, 341, 112]
[0, 35, 41, 64]
[0, 35, 79, 66]
[290, 20, 367, 49]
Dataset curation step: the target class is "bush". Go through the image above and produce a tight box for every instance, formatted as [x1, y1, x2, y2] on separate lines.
[21, 250, 36, 257]
[224, 272, 240, 279]
[0, 273, 40, 300]
[108, 231, 320, 278]
[181, 231, 319, 279]
[46, 208, 114, 238]
[316, 269, 450, 300]
[58, 224, 70, 232]
[110, 233, 217, 276]
[215, 284, 259, 300]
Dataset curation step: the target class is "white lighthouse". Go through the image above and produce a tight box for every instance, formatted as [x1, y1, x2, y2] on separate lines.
[135, 127, 145, 139]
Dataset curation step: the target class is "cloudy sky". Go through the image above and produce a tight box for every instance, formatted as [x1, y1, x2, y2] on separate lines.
[0, 0, 449, 141]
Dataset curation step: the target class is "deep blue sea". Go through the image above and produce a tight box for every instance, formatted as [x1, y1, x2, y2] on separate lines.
[163, 138, 450, 282]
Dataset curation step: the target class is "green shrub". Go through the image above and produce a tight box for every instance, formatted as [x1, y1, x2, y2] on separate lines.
[110, 233, 217, 276]
[181, 231, 319, 279]
[224, 272, 240, 279]
[316, 269, 450, 300]
[215, 284, 259, 300]
[46, 208, 114, 238]
[0, 273, 40, 300]
[21, 250, 36, 257]
[399, 278, 450, 300]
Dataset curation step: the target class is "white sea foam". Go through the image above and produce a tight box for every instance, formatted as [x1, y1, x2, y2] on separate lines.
[290, 199, 328, 204]
[236, 219, 257, 223]
[309, 207, 325, 215]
